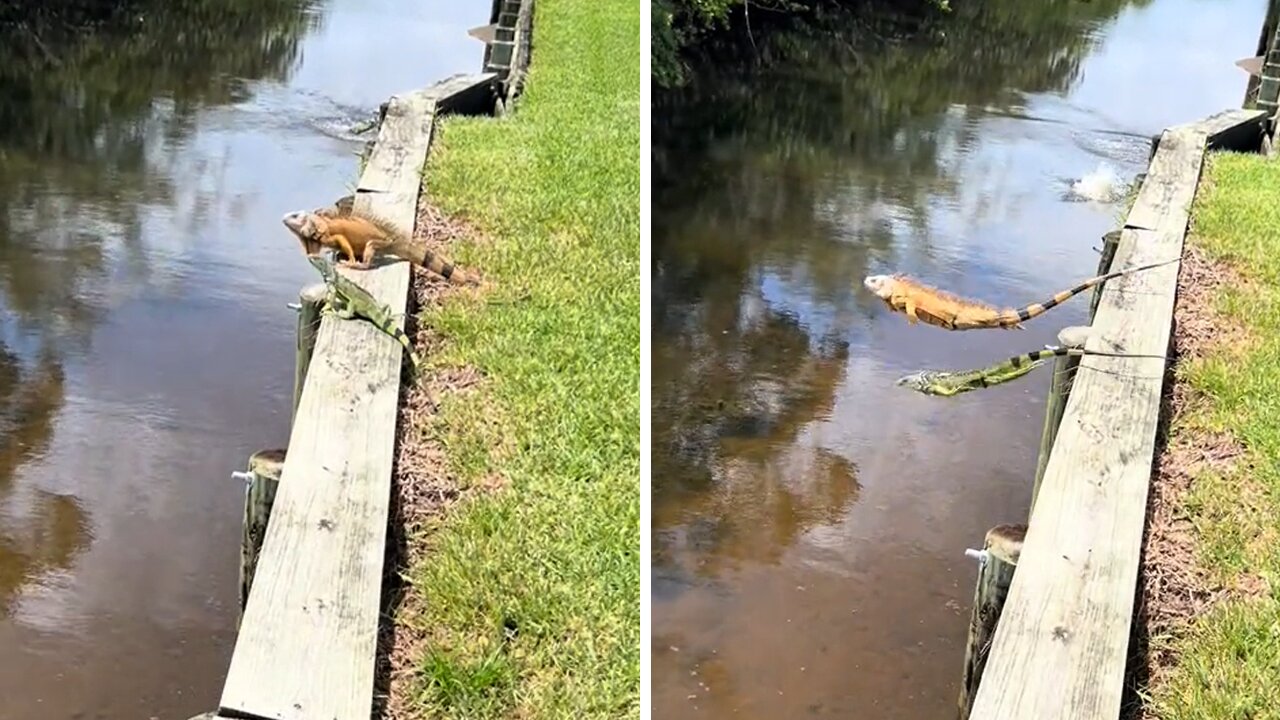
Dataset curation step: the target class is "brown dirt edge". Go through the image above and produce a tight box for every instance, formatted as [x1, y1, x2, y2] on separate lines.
[370, 195, 495, 720]
[1120, 244, 1253, 720]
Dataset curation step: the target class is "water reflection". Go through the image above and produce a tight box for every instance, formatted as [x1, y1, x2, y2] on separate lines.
[651, 0, 1249, 716]
[0, 0, 314, 624]
[0, 0, 315, 349]
[0, 349, 87, 616]
[0, 0, 490, 717]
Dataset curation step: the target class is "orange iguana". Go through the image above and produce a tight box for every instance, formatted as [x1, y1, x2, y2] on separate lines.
[862, 256, 1180, 331]
[282, 196, 475, 285]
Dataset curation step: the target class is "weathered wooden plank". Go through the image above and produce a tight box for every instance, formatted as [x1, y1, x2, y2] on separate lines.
[1124, 127, 1206, 232]
[968, 223, 1187, 720]
[218, 89, 434, 720]
[354, 91, 439, 227]
[1180, 108, 1267, 151]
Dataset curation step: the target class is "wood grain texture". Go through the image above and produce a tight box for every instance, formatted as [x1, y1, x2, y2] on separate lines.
[219, 73, 500, 720]
[218, 90, 432, 720]
[1125, 127, 1206, 232]
[968, 127, 1211, 720]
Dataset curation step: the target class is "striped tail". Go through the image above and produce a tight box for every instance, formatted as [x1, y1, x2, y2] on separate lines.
[1002, 346, 1170, 367]
[995, 256, 1181, 328]
[384, 322, 422, 370]
[405, 243, 473, 285]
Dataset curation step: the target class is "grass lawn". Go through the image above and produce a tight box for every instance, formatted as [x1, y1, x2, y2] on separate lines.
[394, 0, 640, 718]
[1144, 151, 1280, 719]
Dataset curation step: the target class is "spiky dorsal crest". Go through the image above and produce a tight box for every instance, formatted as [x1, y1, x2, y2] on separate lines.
[887, 273, 1000, 312]
[343, 207, 414, 244]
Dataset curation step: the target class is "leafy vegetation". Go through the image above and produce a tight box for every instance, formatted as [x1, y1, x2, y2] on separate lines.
[398, 0, 640, 717]
[653, 0, 950, 88]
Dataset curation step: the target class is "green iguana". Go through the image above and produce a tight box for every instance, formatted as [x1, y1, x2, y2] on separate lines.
[307, 255, 421, 371]
[895, 346, 1169, 397]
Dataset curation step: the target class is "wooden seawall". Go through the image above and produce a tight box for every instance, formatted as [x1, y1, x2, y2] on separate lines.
[962, 108, 1267, 720]
[217, 75, 494, 720]
[194, 3, 536, 719]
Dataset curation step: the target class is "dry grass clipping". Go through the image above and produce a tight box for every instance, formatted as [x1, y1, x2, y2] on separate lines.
[371, 195, 497, 720]
[1122, 244, 1253, 719]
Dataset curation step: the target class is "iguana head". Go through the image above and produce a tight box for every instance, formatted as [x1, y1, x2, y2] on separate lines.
[863, 275, 894, 300]
[895, 369, 965, 397]
[894, 370, 932, 392]
[282, 210, 329, 255]
[307, 253, 337, 281]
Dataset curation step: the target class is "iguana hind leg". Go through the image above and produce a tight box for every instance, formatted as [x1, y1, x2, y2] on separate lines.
[359, 239, 393, 269]
[329, 233, 361, 266]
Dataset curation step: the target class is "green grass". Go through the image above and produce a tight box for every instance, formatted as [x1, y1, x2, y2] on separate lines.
[398, 0, 639, 718]
[1146, 151, 1280, 719]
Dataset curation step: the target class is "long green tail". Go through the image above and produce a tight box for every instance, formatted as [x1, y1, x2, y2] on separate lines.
[307, 254, 421, 372]
[896, 346, 1168, 397]
[381, 322, 422, 370]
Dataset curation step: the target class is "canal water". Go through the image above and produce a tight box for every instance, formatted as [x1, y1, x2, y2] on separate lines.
[0, 0, 488, 717]
[651, 0, 1262, 717]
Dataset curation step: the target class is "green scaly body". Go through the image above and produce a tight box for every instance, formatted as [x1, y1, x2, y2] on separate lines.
[896, 346, 1168, 397]
[307, 255, 422, 371]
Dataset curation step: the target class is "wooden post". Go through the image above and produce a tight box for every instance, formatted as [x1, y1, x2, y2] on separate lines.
[1090, 230, 1120, 321]
[293, 283, 327, 425]
[238, 448, 286, 620]
[1246, 0, 1280, 109]
[958, 524, 1027, 720]
[1030, 326, 1092, 513]
[1258, 18, 1280, 119]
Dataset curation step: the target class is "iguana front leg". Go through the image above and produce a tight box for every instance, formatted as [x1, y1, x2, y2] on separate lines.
[902, 294, 920, 325]
[319, 304, 354, 319]
[328, 233, 360, 266]
[320, 294, 358, 320]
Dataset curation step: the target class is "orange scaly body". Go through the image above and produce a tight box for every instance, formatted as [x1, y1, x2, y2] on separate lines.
[863, 256, 1180, 331]
[282, 203, 475, 285]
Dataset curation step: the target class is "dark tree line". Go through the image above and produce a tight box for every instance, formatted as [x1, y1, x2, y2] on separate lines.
[653, 0, 951, 88]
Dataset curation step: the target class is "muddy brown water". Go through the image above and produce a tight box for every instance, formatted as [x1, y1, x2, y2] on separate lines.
[0, 1, 489, 717]
[651, 0, 1264, 717]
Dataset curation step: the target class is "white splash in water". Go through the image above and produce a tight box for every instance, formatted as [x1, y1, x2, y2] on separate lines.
[1068, 163, 1123, 203]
